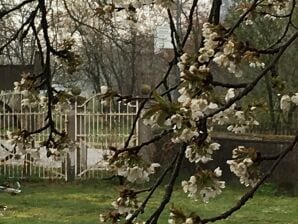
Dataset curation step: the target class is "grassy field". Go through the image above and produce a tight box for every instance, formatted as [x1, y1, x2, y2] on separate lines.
[0, 180, 298, 224]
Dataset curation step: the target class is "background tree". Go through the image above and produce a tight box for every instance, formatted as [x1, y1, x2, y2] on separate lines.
[0, 0, 297, 224]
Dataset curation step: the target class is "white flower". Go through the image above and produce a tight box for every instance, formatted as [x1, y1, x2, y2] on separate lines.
[208, 102, 218, 110]
[223, 40, 235, 55]
[198, 65, 209, 73]
[99, 214, 105, 222]
[280, 95, 291, 112]
[210, 142, 220, 151]
[148, 163, 160, 174]
[168, 218, 176, 224]
[178, 93, 191, 107]
[13, 81, 19, 87]
[127, 166, 143, 182]
[180, 53, 189, 63]
[214, 167, 222, 177]
[249, 62, 256, 68]
[225, 88, 235, 102]
[20, 78, 26, 84]
[185, 218, 193, 224]
[235, 111, 245, 120]
[228, 62, 236, 74]
[6, 131, 13, 139]
[21, 98, 30, 106]
[190, 98, 208, 120]
[198, 54, 209, 63]
[185, 142, 220, 164]
[189, 65, 197, 74]
[206, 49, 215, 57]
[245, 19, 253, 26]
[177, 62, 185, 71]
[291, 93, 298, 105]
[100, 86, 108, 94]
[176, 128, 199, 143]
[170, 114, 183, 129]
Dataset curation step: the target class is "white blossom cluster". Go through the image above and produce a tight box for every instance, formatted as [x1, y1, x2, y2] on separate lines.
[14, 77, 39, 108]
[198, 23, 219, 63]
[4, 130, 43, 160]
[6, 130, 33, 152]
[111, 195, 139, 217]
[235, 0, 291, 23]
[100, 188, 144, 223]
[213, 39, 244, 77]
[185, 137, 220, 163]
[13, 75, 51, 109]
[268, 0, 292, 16]
[108, 153, 160, 183]
[168, 212, 194, 224]
[212, 89, 259, 134]
[117, 163, 160, 183]
[227, 146, 260, 187]
[181, 167, 225, 203]
[142, 87, 218, 145]
[280, 93, 298, 112]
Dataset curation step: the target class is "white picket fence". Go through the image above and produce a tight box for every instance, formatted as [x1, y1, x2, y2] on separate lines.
[0, 91, 139, 180]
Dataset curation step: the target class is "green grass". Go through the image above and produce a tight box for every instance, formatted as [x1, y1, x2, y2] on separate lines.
[1, 181, 298, 224]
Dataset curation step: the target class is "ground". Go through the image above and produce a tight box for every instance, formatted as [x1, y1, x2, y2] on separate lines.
[0, 180, 298, 224]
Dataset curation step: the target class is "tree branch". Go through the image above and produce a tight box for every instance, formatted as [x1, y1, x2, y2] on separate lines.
[206, 31, 298, 119]
[125, 151, 179, 224]
[0, 0, 36, 19]
[201, 135, 298, 223]
[146, 144, 186, 224]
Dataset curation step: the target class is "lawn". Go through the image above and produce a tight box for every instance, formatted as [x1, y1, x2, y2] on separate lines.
[1, 180, 298, 224]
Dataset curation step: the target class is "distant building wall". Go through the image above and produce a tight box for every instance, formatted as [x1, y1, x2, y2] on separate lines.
[0, 65, 34, 90]
[212, 134, 298, 194]
[0, 52, 42, 91]
[151, 133, 298, 194]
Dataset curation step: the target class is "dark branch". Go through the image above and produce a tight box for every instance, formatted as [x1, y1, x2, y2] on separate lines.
[125, 152, 179, 224]
[210, 80, 248, 89]
[146, 144, 186, 224]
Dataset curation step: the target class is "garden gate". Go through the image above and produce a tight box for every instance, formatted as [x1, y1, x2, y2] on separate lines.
[72, 94, 139, 179]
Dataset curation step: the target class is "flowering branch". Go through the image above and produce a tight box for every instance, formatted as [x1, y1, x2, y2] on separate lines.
[267, 0, 296, 49]
[201, 135, 298, 223]
[226, 0, 260, 37]
[206, 30, 298, 119]
[146, 144, 187, 224]
[125, 151, 179, 224]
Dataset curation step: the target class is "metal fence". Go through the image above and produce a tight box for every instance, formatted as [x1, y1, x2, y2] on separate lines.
[0, 91, 139, 181]
[73, 94, 139, 179]
[0, 91, 68, 180]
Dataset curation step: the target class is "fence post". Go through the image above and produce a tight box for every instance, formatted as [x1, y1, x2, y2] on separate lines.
[65, 110, 76, 181]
